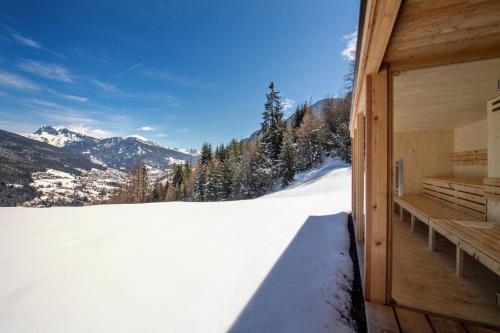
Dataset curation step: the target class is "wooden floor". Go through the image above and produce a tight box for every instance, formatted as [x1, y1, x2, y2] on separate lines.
[391, 211, 500, 327]
[365, 302, 500, 333]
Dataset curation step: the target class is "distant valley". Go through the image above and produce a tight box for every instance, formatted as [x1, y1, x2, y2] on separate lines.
[0, 126, 197, 207]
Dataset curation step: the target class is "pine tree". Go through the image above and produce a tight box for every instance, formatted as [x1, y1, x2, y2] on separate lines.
[280, 127, 296, 187]
[292, 103, 308, 129]
[205, 160, 216, 201]
[150, 183, 161, 202]
[171, 164, 184, 188]
[193, 166, 207, 201]
[182, 160, 193, 200]
[260, 81, 286, 178]
[237, 141, 272, 198]
[220, 158, 233, 200]
[199, 143, 213, 166]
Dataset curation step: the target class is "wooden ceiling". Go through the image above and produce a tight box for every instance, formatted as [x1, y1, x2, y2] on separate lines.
[385, 0, 500, 69]
[394, 57, 500, 132]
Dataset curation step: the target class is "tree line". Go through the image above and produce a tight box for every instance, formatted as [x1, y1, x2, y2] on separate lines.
[112, 77, 352, 204]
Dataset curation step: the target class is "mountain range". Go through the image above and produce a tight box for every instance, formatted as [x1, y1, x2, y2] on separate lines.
[0, 126, 198, 206]
[28, 125, 198, 171]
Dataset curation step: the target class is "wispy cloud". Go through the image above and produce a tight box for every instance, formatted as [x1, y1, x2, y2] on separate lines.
[140, 67, 215, 88]
[282, 98, 296, 114]
[11, 33, 42, 49]
[9, 31, 67, 59]
[0, 70, 40, 90]
[64, 124, 110, 138]
[138, 126, 155, 131]
[46, 88, 88, 102]
[17, 59, 73, 83]
[109, 62, 143, 81]
[341, 31, 357, 62]
[92, 79, 121, 93]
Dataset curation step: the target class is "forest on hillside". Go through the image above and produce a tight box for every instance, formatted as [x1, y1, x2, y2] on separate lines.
[111, 67, 353, 204]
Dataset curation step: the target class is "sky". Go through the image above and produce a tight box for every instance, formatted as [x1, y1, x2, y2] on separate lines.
[0, 0, 358, 150]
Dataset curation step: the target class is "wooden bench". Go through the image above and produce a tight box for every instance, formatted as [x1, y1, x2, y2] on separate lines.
[429, 219, 500, 277]
[393, 177, 500, 277]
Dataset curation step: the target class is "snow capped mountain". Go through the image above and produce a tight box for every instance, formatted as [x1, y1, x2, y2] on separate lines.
[27, 126, 198, 171]
[0, 126, 199, 206]
[28, 125, 99, 147]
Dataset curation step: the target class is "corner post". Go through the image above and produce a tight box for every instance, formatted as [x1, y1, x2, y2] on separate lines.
[365, 65, 390, 303]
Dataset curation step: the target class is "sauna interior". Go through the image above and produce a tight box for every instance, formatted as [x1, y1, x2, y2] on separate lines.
[392, 57, 500, 326]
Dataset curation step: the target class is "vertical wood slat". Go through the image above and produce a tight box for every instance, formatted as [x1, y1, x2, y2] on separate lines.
[352, 125, 358, 223]
[365, 74, 373, 300]
[365, 65, 389, 303]
[355, 112, 366, 242]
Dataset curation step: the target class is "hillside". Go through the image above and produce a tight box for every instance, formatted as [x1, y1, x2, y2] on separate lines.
[0, 129, 103, 185]
[0, 159, 354, 333]
[244, 97, 342, 142]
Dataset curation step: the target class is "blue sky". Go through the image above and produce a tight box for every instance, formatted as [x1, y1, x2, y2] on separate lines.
[0, 0, 358, 149]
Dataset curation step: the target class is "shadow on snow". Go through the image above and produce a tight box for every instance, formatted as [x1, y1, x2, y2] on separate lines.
[228, 213, 354, 333]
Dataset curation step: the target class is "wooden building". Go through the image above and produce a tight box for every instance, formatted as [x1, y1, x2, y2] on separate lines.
[350, 0, 500, 331]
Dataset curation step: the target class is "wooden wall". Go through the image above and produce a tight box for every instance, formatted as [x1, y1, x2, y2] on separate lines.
[487, 95, 500, 224]
[393, 130, 454, 195]
[453, 119, 487, 179]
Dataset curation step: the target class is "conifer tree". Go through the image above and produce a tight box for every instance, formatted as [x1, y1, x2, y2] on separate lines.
[192, 166, 207, 201]
[220, 158, 233, 200]
[199, 143, 213, 166]
[279, 127, 296, 187]
[238, 141, 272, 198]
[150, 183, 161, 202]
[260, 81, 286, 178]
[182, 160, 192, 199]
[292, 102, 308, 129]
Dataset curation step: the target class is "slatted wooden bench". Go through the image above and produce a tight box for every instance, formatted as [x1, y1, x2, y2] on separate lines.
[420, 178, 486, 221]
[429, 219, 500, 277]
[393, 177, 500, 277]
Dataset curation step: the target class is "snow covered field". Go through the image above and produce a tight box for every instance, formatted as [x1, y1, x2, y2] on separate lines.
[0, 159, 354, 333]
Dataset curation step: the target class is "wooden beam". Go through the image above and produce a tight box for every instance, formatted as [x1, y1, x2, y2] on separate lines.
[390, 44, 500, 72]
[366, 1, 402, 74]
[350, 0, 402, 132]
[365, 65, 390, 303]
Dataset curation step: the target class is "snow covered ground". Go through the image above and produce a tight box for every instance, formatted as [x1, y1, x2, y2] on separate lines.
[0, 159, 354, 333]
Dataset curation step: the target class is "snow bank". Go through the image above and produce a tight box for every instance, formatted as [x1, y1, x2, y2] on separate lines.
[0, 159, 354, 333]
